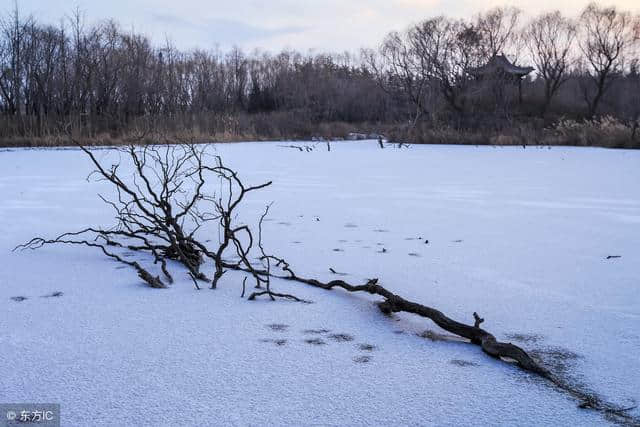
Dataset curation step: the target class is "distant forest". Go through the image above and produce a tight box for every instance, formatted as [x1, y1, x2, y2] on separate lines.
[1, 3, 639, 147]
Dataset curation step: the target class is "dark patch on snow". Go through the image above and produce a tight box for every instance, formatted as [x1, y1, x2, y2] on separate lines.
[353, 355, 372, 364]
[373, 229, 389, 233]
[277, 222, 291, 226]
[357, 343, 377, 352]
[506, 333, 544, 344]
[393, 330, 405, 335]
[332, 248, 344, 252]
[338, 239, 348, 243]
[328, 333, 354, 342]
[452, 240, 463, 243]
[303, 329, 331, 335]
[450, 359, 478, 367]
[291, 241, 302, 244]
[42, 291, 64, 298]
[606, 255, 621, 260]
[535, 347, 580, 362]
[344, 223, 358, 228]
[530, 346, 581, 374]
[115, 266, 127, 270]
[418, 329, 450, 342]
[260, 338, 288, 346]
[10, 296, 28, 302]
[304, 338, 326, 346]
[267, 323, 289, 332]
[408, 252, 421, 257]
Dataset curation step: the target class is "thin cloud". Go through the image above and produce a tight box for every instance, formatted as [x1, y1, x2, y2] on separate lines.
[13, 0, 640, 52]
[152, 13, 305, 47]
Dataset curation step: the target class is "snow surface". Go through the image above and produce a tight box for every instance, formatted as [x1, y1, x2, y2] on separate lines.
[0, 141, 639, 426]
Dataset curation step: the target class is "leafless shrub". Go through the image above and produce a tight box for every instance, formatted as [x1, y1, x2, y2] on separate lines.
[553, 116, 635, 148]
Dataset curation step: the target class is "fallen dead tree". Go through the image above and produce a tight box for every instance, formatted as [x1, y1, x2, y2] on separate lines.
[15, 135, 298, 301]
[265, 270, 548, 373]
[14, 138, 638, 425]
[234, 258, 639, 424]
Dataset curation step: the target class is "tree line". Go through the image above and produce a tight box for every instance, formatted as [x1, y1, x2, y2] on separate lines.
[1, 3, 639, 146]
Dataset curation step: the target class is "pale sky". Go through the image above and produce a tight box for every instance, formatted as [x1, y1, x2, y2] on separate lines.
[10, 0, 640, 53]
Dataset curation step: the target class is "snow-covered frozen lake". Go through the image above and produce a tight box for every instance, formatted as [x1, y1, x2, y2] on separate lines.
[1, 141, 639, 426]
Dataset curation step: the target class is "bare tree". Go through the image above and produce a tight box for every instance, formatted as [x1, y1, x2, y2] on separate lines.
[578, 3, 636, 117]
[0, 1, 33, 115]
[524, 11, 577, 115]
[627, 60, 640, 140]
[410, 17, 484, 116]
[376, 30, 433, 125]
[227, 46, 248, 111]
[476, 6, 522, 59]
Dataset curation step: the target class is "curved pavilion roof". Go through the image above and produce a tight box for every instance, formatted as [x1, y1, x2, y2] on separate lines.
[470, 55, 534, 78]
